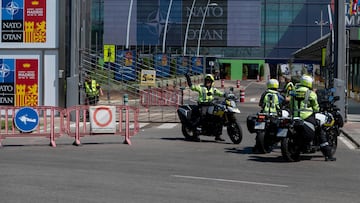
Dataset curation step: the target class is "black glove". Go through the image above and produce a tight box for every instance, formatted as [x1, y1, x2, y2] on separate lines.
[185, 73, 192, 87]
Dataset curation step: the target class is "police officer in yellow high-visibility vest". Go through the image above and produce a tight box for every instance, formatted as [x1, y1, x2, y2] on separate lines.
[259, 79, 283, 114]
[84, 75, 103, 105]
[290, 75, 335, 161]
[186, 73, 226, 142]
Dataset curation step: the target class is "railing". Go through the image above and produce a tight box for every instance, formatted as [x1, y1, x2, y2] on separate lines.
[0, 105, 139, 147]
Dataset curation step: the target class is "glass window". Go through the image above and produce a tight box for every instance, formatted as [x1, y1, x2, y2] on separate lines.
[266, 4, 279, 24]
[265, 26, 279, 45]
[279, 4, 293, 25]
[278, 26, 306, 47]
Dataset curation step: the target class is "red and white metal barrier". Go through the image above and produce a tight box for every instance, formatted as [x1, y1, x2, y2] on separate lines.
[140, 88, 183, 108]
[0, 105, 139, 147]
[0, 106, 66, 147]
[65, 105, 139, 146]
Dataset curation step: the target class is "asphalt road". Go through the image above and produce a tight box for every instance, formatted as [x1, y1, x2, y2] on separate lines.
[0, 99, 359, 203]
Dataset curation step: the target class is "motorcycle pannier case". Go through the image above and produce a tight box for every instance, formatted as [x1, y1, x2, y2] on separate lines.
[246, 114, 257, 133]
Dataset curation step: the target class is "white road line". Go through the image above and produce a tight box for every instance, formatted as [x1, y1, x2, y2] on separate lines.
[157, 123, 178, 129]
[172, 175, 289, 188]
[339, 135, 357, 150]
[139, 123, 149, 128]
[250, 98, 257, 102]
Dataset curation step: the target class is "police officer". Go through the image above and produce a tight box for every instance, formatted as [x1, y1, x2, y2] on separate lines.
[185, 73, 226, 141]
[84, 75, 103, 105]
[252, 79, 283, 153]
[284, 76, 295, 98]
[290, 75, 336, 161]
[259, 79, 284, 114]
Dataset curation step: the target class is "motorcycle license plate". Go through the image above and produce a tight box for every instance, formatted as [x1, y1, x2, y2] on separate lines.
[277, 128, 288, 138]
[254, 122, 265, 130]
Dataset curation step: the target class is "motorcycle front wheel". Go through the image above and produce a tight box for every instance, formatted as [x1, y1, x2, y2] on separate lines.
[281, 137, 301, 162]
[181, 125, 198, 141]
[327, 127, 339, 156]
[227, 120, 243, 144]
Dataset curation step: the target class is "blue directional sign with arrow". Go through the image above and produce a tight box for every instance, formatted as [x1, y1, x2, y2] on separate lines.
[14, 107, 39, 132]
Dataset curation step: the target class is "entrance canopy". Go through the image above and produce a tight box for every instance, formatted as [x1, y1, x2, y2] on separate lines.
[292, 33, 330, 61]
[293, 28, 360, 60]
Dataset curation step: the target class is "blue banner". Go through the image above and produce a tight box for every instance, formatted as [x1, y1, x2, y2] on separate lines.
[191, 57, 204, 74]
[114, 50, 137, 81]
[154, 54, 170, 78]
[176, 56, 189, 75]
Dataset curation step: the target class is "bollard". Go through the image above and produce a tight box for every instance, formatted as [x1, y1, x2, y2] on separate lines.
[221, 79, 224, 88]
[257, 75, 260, 82]
[236, 80, 240, 88]
[123, 94, 129, 105]
[240, 89, 245, 103]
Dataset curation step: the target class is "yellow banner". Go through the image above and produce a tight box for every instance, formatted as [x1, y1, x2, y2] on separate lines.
[140, 70, 156, 86]
[103, 45, 116, 63]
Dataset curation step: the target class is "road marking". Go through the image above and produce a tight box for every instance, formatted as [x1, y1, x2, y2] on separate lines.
[139, 123, 149, 128]
[250, 98, 257, 102]
[157, 123, 178, 129]
[339, 135, 357, 150]
[172, 175, 289, 188]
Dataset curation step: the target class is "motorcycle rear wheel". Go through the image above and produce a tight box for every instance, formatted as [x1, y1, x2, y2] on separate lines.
[227, 121, 243, 144]
[255, 131, 268, 154]
[181, 125, 198, 141]
[281, 137, 301, 162]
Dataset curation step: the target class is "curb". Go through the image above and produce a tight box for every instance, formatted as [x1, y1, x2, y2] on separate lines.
[340, 129, 360, 148]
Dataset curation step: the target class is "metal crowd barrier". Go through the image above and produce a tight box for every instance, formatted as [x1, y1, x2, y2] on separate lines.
[0, 105, 139, 147]
[64, 105, 139, 146]
[140, 88, 183, 108]
[0, 106, 65, 147]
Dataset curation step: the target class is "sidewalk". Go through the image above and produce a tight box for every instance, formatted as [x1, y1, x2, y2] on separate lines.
[341, 115, 360, 148]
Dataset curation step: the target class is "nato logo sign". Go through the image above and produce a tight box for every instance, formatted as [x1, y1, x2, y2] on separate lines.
[14, 107, 39, 132]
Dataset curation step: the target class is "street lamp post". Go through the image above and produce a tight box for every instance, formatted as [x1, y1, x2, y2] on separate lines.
[126, 0, 134, 49]
[183, 0, 196, 56]
[196, 1, 217, 56]
[162, 0, 174, 53]
[315, 10, 328, 37]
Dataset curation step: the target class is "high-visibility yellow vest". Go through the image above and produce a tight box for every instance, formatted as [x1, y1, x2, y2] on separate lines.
[84, 80, 99, 97]
[291, 86, 319, 119]
[191, 85, 224, 103]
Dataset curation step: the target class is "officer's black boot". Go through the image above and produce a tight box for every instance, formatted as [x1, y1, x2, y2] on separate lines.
[321, 145, 336, 161]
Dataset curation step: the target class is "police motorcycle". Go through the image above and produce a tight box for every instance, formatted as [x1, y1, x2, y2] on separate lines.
[316, 88, 344, 154]
[279, 88, 343, 162]
[247, 109, 290, 153]
[177, 87, 243, 144]
[246, 79, 290, 153]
